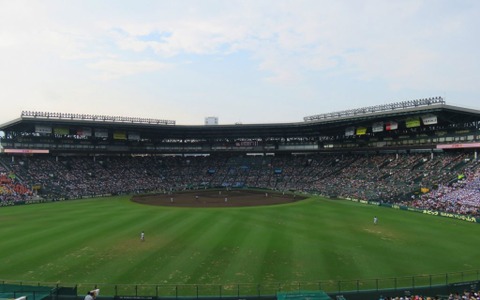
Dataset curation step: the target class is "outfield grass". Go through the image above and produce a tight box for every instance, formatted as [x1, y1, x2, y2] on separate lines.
[1, 195, 479, 295]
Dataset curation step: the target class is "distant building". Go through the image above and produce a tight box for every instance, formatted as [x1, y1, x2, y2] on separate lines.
[205, 116, 218, 126]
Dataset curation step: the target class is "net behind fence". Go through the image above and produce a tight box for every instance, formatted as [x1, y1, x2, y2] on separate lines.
[0, 284, 53, 300]
[277, 290, 332, 300]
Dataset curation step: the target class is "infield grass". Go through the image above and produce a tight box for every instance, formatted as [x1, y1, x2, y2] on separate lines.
[1, 195, 479, 295]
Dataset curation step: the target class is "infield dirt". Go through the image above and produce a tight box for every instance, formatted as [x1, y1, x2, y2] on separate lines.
[131, 189, 307, 207]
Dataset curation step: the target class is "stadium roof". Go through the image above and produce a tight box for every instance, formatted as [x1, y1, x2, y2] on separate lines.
[1, 98, 480, 140]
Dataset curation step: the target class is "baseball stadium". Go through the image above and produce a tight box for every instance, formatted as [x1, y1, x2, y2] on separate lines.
[1, 97, 480, 300]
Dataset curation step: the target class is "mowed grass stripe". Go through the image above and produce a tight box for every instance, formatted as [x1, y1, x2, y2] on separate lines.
[185, 211, 255, 284]
[89, 209, 217, 284]
[218, 208, 294, 284]
[287, 206, 329, 282]
[3, 198, 156, 282]
[216, 211, 269, 284]
[3, 201, 118, 279]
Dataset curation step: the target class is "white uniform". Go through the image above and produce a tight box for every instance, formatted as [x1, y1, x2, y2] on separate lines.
[85, 294, 94, 300]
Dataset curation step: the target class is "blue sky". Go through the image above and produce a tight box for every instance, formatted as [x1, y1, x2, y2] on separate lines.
[0, 0, 479, 125]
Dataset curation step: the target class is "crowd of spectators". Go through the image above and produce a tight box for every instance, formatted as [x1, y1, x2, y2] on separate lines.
[0, 165, 33, 205]
[377, 292, 479, 300]
[0, 151, 479, 216]
[402, 159, 480, 216]
[377, 289, 480, 299]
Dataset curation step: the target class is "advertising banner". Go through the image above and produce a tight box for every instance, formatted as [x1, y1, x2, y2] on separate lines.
[77, 127, 92, 137]
[4, 149, 50, 154]
[386, 121, 398, 131]
[437, 143, 480, 149]
[356, 127, 367, 135]
[406, 118, 421, 128]
[53, 127, 69, 135]
[422, 115, 437, 125]
[372, 122, 384, 132]
[345, 198, 479, 223]
[94, 129, 108, 138]
[345, 127, 355, 136]
[113, 131, 127, 140]
[35, 125, 52, 134]
[128, 132, 140, 141]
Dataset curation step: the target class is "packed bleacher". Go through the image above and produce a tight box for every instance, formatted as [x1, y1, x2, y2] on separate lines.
[0, 170, 33, 205]
[0, 151, 479, 216]
[379, 289, 480, 300]
[403, 159, 480, 216]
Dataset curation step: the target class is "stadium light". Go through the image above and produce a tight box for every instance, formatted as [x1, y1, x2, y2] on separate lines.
[21, 111, 176, 125]
[303, 97, 445, 122]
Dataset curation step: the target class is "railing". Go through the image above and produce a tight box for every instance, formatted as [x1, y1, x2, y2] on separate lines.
[304, 97, 445, 122]
[20, 111, 176, 126]
[2, 270, 479, 298]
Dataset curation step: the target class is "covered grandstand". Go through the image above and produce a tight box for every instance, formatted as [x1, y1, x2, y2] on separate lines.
[1, 97, 480, 219]
[0, 97, 479, 155]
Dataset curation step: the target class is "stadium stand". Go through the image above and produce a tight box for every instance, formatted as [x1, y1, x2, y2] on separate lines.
[0, 99, 479, 212]
[0, 170, 33, 205]
[0, 151, 479, 216]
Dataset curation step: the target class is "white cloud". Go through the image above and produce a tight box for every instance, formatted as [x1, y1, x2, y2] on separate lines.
[0, 0, 479, 125]
[88, 60, 171, 80]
